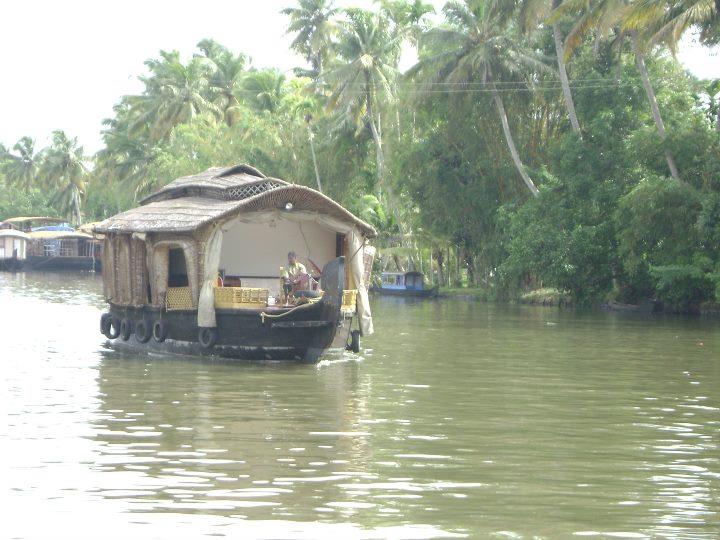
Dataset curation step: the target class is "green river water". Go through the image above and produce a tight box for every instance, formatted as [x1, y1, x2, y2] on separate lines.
[1, 271, 718, 539]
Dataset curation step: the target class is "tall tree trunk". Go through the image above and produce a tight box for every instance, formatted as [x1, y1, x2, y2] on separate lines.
[446, 246, 451, 287]
[552, 20, 582, 136]
[489, 74, 540, 197]
[629, 32, 681, 182]
[73, 187, 82, 226]
[455, 245, 461, 285]
[428, 250, 433, 286]
[307, 125, 323, 192]
[367, 92, 407, 241]
[465, 250, 476, 287]
[434, 249, 445, 287]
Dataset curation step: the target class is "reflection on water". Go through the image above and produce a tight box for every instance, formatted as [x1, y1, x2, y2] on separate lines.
[1, 272, 719, 538]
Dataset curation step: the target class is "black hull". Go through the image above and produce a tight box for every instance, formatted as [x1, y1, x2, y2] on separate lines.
[105, 317, 353, 363]
[102, 257, 354, 363]
[370, 286, 438, 298]
[25, 256, 100, 271]
[0, 259, 24, 271]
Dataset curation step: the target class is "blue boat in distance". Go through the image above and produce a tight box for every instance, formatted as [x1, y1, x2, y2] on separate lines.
[370, 270, 438, 297]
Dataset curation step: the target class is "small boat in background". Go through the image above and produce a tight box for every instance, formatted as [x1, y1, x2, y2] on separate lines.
[371, 271, 438, 298]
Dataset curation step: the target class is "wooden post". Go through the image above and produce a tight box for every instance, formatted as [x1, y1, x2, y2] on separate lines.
[446, 246, 451, 287]
[427, 250, 432, 285]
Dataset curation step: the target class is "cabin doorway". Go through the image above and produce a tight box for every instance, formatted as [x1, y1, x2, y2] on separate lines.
[168, 247, 189, 287]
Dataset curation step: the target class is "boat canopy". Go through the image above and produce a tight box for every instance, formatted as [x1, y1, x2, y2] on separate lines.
[26, 231, 94, 240]
[95, 165, 377, 335]
[0, 229, 30, 240]
[4, 216, 65, 224]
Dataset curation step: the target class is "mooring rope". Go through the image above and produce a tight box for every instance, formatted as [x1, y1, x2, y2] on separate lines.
[260, 298, 320, 324]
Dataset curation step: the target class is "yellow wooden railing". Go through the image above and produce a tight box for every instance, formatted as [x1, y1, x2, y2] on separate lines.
[165, 286, 358, 312]
[215, 286, 269, 309]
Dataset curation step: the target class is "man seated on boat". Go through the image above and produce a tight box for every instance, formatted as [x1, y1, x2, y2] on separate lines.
[282, 251, 307, 299]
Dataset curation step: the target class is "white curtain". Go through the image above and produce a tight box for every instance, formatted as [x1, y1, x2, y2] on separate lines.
[198, 225, 224, 328]
[348, 228, 373, 335]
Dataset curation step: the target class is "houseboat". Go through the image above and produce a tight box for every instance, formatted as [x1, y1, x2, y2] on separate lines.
[94, 164, 376, 363]
[371, 270, 437, 297]
[26, 230, 102, 271]
[0, 223, 29, 271]
[3, 217, 102, 271]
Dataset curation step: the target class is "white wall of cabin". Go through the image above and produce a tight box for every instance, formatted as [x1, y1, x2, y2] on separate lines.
[0, 237, 26, 260]
[218, 219, 337, 295]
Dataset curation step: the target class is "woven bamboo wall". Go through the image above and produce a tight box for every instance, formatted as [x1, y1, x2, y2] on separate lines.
[129, 237, 148, 306]
[102, 237, 115, 302]
[102, 233, 149, 307]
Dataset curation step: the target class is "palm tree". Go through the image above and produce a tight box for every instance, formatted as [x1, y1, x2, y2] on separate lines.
[284, 88, 325, 191]
[322, 7, 410, 237]
[410, 0, 546, 197]
[551, 0, 682, 181]
[349, 193, 390, 230]
[196, 39, 248, 126]
[282, 0, 340, 79]
[96, 102, 159, 201]
[241, 69, 288, 114]
[378, 0, 436, 45]
[128, 50, 220, 143]
[42, 131, 87, 225]
[2, 137, 41, 189]
[624, 0, 719, 52]
[323, 9, 401, 188]
[520, 0, 583, 135]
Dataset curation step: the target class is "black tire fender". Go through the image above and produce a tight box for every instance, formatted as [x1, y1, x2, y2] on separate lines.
[134, 320, 151, 343]
[100, 313, 112, 337]
[199, 327, 218, 350]
[349, 329, 361, 353]
[108, 317, 121, 339]
[153, 320, 168, 343]
[120, 318, 132, 341]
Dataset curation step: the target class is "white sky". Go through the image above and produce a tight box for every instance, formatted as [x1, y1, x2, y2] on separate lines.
[0, 0, 717, 155]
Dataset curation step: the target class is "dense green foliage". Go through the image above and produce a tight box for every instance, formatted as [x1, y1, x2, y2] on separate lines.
[2, 0, 719, 312]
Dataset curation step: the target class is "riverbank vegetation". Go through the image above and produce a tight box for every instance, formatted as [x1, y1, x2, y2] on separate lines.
[2, 0, 719, 311]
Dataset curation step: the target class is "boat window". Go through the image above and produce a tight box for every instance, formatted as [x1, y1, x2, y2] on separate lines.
[59, 240, 73, 257]
[43, 243, 57, 257]
[168, 247, 189, 287]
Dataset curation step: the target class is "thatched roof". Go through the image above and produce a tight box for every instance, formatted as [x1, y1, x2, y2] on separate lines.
[95, 184, 377, 237]
[140, 164, 289, 205]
